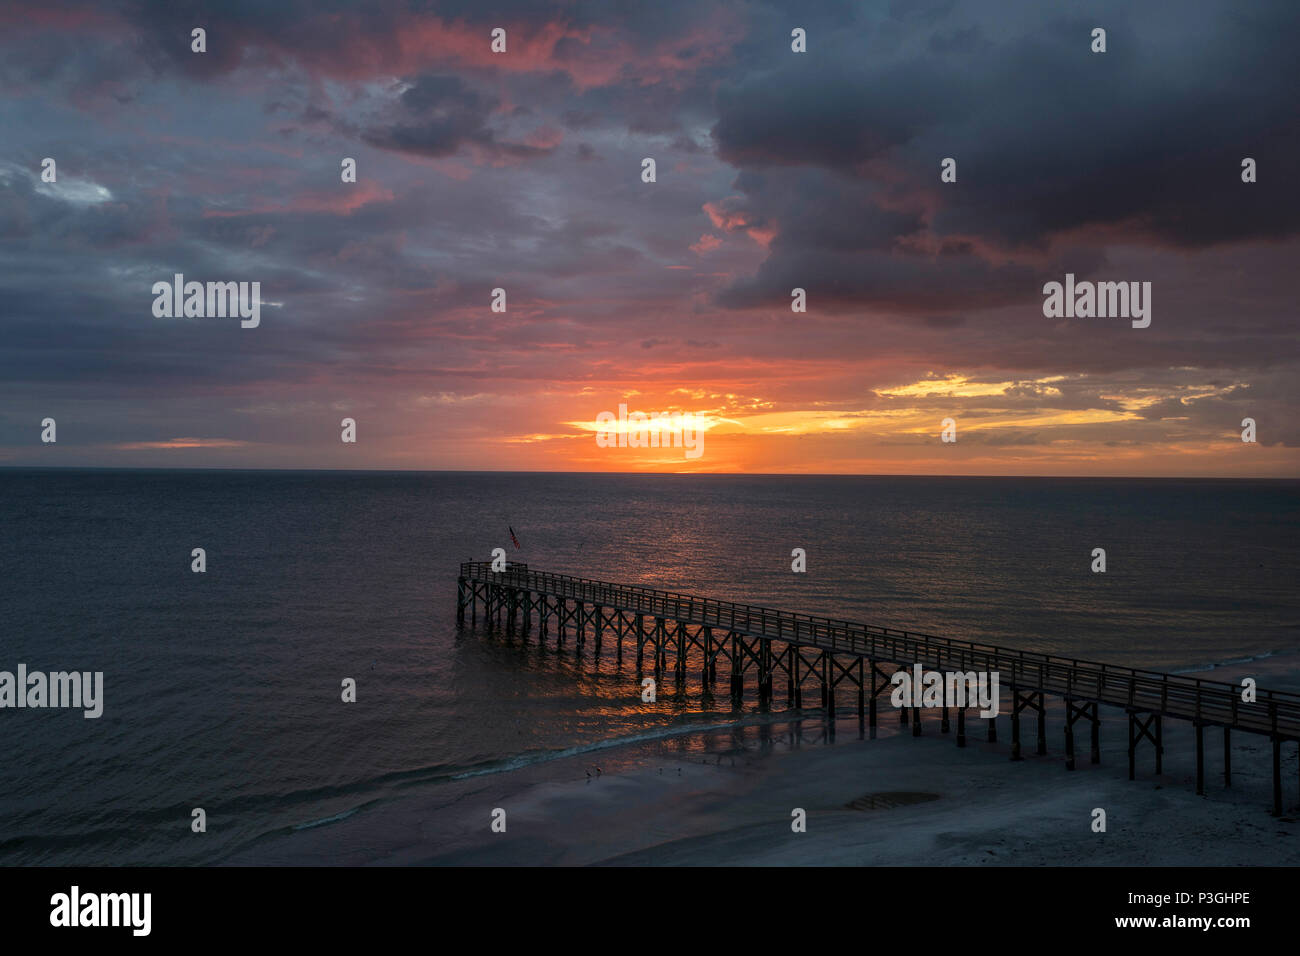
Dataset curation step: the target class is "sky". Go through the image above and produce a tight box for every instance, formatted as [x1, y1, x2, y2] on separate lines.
[1, 0, 1297, 476]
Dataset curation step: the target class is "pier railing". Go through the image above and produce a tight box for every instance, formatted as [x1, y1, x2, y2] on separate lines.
[459, 561, 1300, 738]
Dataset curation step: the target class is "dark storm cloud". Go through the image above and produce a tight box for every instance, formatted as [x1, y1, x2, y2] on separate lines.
[710, 0, 1300, 311]
[713, 58, 961, 170]
[733, 168, 925, 253]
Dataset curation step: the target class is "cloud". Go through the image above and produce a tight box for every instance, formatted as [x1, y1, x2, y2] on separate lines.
[113, 437, 251, 449]
[360, 73, 557, 162]
[711, 0, 1300, 314]
[0, 0, 1295, 472]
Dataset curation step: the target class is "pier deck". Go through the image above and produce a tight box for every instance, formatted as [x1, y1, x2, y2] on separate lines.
[457, 561, 1300, 814]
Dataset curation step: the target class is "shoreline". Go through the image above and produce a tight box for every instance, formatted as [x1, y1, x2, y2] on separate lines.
[225, 653, 1300, 866]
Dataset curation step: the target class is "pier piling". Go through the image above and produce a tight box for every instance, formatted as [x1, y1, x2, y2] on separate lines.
[1195, 722, 1205, 795]
[1223, 727, 1231, 787]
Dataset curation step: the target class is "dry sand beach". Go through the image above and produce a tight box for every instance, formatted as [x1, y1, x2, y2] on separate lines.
[228, 655, 1300, 867]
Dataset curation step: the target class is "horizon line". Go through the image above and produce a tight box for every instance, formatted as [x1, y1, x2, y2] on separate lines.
[1, 464, 1296, 481]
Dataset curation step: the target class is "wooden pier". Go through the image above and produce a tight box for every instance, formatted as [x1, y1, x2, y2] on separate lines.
[457, 562, 1300, 815]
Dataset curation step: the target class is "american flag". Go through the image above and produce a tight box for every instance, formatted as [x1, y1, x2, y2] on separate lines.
[508, 526, 521, 549]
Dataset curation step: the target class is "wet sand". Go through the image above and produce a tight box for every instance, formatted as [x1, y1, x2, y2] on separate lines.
[227, 656, 1300, 866]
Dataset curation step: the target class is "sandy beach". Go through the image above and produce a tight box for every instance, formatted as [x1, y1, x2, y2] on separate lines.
[225, 654, 1300, 866]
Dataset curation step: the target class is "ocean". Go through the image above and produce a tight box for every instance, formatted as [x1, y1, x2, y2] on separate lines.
[1, 469, 1297, 865]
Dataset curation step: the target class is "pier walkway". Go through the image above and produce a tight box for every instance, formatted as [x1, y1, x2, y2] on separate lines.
[457, 561, 1300, 814]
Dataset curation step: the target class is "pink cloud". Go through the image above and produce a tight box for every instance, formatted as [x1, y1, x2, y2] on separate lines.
[17, 5, 741, 92]
[690, 233, 723, 255]
[201, 181, 395, 218]
[703, 199, 775, 248]
[114, 438, 251, 450]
